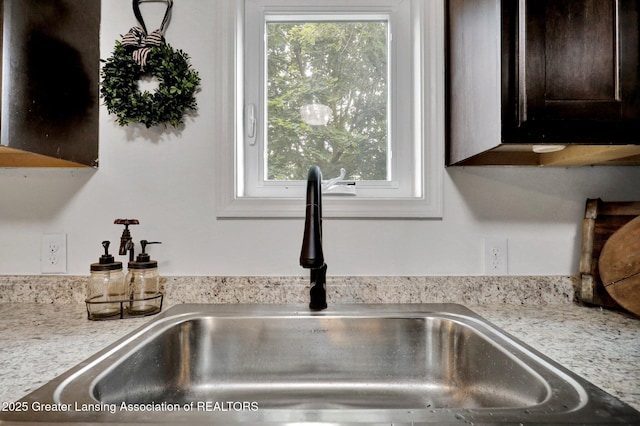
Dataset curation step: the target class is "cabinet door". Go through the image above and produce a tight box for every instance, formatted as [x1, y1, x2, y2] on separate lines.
[514, 0, 639, 143]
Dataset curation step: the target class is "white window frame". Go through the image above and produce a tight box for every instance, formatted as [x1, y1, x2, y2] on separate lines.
[246, 5, 410, 198]
[214, 0, 444, 218]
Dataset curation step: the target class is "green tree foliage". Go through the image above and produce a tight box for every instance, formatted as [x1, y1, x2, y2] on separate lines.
[266, 21, 388, 181]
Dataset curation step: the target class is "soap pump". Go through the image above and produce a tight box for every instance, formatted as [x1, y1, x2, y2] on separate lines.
[87, 241, 125, 319]
[126, 240, 162, 316]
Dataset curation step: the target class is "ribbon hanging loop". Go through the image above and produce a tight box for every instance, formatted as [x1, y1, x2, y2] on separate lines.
[121, 0, 173, 68]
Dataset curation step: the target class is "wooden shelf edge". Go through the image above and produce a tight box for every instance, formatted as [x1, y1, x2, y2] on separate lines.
[0, 146, 91, 168]
[448, 145, 640, 167]
[539, 145, 640, 166]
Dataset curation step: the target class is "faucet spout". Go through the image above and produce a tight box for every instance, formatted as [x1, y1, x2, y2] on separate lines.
[300, 166, 327, 310]
[119, 229, 132, 256]
[114, 219, 139, 256]
[300, 166, 324, 268]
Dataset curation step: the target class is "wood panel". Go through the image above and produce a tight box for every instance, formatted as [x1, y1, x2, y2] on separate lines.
[521, 0, 640, 135]
[544, 1, 616, 101]
[526, 0, 622, 121]
[580, 199, 640, 308]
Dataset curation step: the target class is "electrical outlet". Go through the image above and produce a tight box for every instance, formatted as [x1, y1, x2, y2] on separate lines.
[484, 238, 508, 275]
[41, 233, 67, 274]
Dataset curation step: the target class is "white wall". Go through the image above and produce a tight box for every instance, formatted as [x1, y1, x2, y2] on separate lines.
[1, 1, 639, 277]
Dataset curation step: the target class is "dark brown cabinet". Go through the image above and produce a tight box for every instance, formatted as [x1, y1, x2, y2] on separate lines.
[0, 0, 100, 167]
[448, 0, 640, 166]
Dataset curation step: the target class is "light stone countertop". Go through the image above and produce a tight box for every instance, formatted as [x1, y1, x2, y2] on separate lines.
[0, 302, 638, 412]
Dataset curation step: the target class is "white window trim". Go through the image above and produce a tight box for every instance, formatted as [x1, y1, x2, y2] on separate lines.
[214, 0, 444, 218]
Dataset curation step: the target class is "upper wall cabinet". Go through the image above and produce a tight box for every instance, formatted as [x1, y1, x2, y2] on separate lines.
[0, 0, 100, 167]
[447, 0, 640, 166]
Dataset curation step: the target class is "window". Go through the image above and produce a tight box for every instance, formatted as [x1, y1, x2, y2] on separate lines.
[264, 19, 390, 184]
[214, 0, 444, 218]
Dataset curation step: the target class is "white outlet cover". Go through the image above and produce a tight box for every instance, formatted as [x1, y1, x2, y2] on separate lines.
[484, 237, 508, 275]
[41, 233, 67, 274]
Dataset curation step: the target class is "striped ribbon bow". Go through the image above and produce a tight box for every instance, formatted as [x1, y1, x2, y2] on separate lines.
[121, 26, 165, 69]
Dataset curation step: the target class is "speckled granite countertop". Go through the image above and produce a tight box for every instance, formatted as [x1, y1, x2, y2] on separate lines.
[0, 302, 638, 412]
[0, 275, 638, 415]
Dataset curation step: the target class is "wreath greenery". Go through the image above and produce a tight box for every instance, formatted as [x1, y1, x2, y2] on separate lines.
[100, 40, 201, 128]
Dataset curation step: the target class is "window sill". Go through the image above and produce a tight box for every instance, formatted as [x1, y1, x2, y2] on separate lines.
[216, 195, 443, 219]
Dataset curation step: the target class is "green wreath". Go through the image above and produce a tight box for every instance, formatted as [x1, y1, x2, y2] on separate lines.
[100, 40, 201, 128]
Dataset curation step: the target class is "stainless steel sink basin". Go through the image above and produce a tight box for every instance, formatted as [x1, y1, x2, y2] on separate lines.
[2, 304, 638, 424]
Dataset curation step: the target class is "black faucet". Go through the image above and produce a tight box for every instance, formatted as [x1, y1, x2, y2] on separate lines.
[300, 166, 327, 310]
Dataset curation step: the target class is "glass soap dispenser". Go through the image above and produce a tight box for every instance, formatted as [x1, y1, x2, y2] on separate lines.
[87, 241, 125, 319]
[126, 240, 162, 316]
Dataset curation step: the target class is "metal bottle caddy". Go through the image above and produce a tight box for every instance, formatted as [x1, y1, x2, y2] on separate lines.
[86, 293, 164, 321]
[85, 219, 163, 321]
